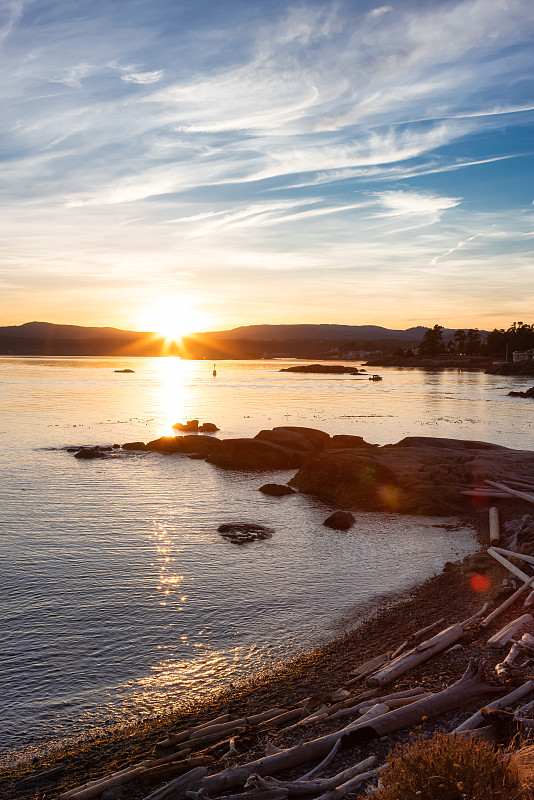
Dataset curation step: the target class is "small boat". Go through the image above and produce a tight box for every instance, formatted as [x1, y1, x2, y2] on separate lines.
[369, 374, 382, 381]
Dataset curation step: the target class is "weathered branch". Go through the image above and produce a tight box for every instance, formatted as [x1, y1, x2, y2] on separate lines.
[366, 624, 464, 688]
[454, 680, 534, 732]
[481, 579, 534, 628]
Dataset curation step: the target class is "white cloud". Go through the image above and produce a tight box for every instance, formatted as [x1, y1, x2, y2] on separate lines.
[120, 69, 165, 85]
[375, 190, 462, 218]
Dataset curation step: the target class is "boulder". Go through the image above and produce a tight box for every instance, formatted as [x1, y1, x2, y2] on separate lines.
[255, 428, 315, 453]
[114, 369, 135, 373]
[275, 426, 331, 450]
[259, 483, 296, 496]
[122, 441, 147, 450]
[173, 419, 199, 431]
[199, 422, 220, 432]
[206, 438, 305, 470]
[328, 435, 376, 450]
[145, 436, 184, 453]
[218, 523, 274, 544]
[323, 511, 356, 530]
[176, 435, 221, 454]
[75, 448, 107, 459]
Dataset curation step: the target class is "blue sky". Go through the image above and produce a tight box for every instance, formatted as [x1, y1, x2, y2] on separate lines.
[1, 0, 533, 332]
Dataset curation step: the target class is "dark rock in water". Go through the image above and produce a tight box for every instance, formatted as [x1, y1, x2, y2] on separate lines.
[114, 369, 135, 373]
[206, 437, 305, 470]
[143, 435, 221, 455]
[122, 441, 147, 450]
[112, 444, 120, 449]
[75, 448, 107, 459]
[173, 419, 199, 431]
[218, 523, 274, 544]
[323, 511, 356, 530]
[173, 419, 220, 432]
[259, 483, 296, 496]
[66, 447, 78, 453]
[280, 364, 360, 375]
[145, 436, 184, 453]
[508, 386, 534, 398]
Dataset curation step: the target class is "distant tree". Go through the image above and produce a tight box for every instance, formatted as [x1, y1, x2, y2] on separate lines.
[418, 324, 445, 357]
[483, 322, 534, 359]
[464, 328, 482, 355]
[453, 329, 467, 355]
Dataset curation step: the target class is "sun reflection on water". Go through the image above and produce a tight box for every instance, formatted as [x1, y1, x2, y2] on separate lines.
[154, 357, 188, 435]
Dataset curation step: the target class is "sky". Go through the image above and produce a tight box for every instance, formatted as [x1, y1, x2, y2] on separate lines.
[1, 0, 533, 334]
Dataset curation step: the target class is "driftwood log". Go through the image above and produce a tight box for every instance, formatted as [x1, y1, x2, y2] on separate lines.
[198, 661, 498, 797]
[366, 624, 464, 688]
[487, 548, 531, 583]
[389, 619, 446, 660]
[486, 480, 534, 505]
[495, 633, 534, 679]
[489, 506, 500, 545]
[245, 757, 377, 796]
[454, 680, 534, 732]
[486, 614, 534, 648]
[481, 578, 534, 628]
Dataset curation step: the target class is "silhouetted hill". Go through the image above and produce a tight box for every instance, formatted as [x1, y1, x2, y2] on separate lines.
[0, 321, 483, 357]
[213, 324, 434, 341]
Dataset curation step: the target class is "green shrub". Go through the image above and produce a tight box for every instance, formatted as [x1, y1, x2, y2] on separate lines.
[368, 732, 522, 800]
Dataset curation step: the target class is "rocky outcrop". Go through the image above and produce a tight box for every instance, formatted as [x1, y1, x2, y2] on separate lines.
[206, 438, 306, 470]
[145, 435, 221, 455]
[280, 364, 360, 375]
[509, 386, 534, 398]
[207, 426, 331, 470]
[114, 368, 135, 373]
[290, 436, 534, 515]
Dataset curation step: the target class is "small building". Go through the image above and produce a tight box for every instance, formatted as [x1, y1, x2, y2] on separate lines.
[512, 349, 534, 362]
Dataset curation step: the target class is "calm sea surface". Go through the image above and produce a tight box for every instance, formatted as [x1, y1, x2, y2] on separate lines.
[1, 357, 533, 763]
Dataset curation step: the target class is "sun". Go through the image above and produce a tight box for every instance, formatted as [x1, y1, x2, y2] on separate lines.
[139, 298, 212, 341]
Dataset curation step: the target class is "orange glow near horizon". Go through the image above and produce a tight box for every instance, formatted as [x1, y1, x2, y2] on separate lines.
[138, 298, 213, 342]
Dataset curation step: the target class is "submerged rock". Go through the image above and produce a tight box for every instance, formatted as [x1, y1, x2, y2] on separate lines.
[74, 448, 107, 459]
[114, 369, 135, 373]
[217, 523, 274, 544]
[323, 511, 356, 530]
[259, 483, 296, 496]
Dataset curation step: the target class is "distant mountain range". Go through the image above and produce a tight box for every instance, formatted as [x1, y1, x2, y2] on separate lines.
[0, 321, 484, 357]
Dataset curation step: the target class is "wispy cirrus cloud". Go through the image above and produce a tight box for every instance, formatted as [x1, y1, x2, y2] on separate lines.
[0, 0, 533, 328]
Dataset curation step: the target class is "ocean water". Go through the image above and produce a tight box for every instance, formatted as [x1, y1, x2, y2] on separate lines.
[1, 357, 533, 763]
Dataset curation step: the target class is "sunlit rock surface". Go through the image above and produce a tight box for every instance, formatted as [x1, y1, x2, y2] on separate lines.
[290, 435, 534, 515]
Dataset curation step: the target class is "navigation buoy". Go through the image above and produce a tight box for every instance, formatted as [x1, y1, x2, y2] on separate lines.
[213, 363, 217, 377]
